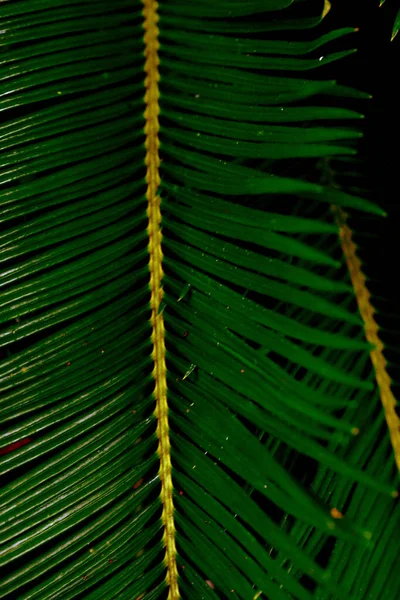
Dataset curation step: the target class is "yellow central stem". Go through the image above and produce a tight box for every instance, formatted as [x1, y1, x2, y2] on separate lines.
[333, 206, 400, 473]
[142, 1, 180, 597]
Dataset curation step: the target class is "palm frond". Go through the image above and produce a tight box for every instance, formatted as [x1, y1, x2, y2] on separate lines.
[0, 1, 398, 599]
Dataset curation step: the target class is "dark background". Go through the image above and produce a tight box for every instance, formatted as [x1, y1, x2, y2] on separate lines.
[327, 0, 399, 383]
[327, 0, 397, 205]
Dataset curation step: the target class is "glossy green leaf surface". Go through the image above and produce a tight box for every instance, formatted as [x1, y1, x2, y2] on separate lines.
[0, 1, 398, 599]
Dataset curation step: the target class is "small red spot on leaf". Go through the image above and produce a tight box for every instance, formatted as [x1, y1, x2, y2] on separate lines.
[0, 438, 32, 456]
[183, 331, 189, 337]
[179, 490, 183, 496]
[133, 478, 144, 489]
[66, 362, 71, 367]
[206, 580, 215, 589]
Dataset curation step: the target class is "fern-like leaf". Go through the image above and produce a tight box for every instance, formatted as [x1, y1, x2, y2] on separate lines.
[0, 1, 398, 599]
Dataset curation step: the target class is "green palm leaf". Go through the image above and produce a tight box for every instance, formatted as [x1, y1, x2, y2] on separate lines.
[0, 1, 398, 599]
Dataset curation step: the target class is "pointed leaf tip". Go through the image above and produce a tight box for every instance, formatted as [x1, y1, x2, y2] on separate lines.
[391, 11, 399, 42]
[322, 0, 331, 20]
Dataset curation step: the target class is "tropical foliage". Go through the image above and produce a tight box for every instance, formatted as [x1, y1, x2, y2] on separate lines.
[0, 1, 398, 599]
